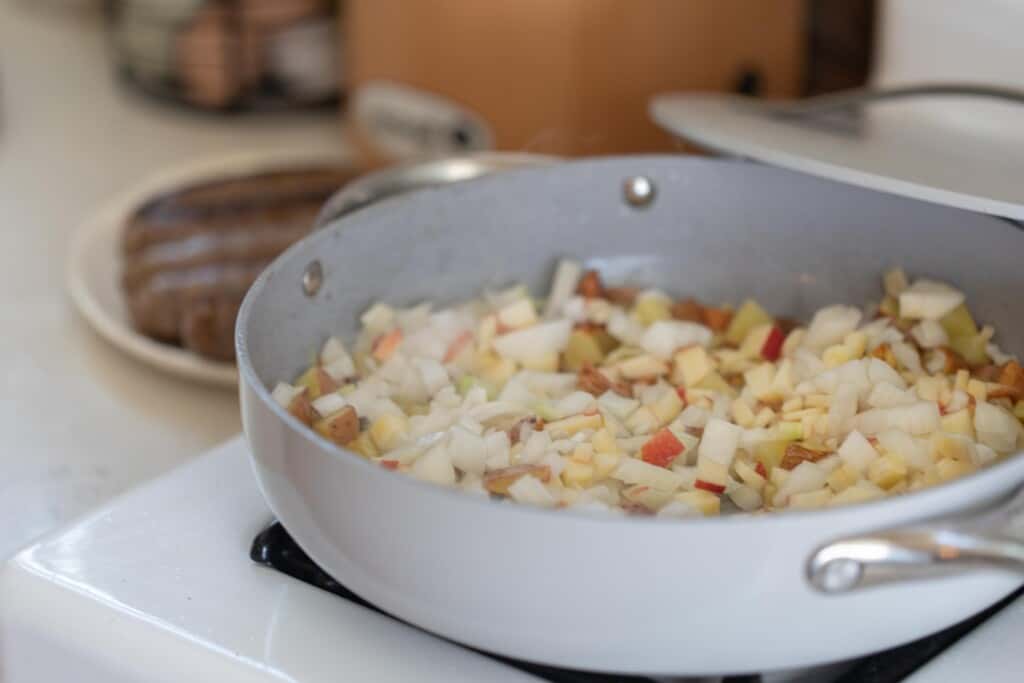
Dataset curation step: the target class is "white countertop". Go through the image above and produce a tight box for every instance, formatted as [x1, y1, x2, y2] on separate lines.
[0, 1, 345, 559]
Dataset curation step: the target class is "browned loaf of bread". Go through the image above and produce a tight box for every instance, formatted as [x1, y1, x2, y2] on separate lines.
[121, 167, 356, 361]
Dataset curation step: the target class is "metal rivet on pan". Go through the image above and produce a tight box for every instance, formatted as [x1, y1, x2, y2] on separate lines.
[623, 175, 656, 208]
[814, 558, 864, 593]
[302, 260, 323, 297]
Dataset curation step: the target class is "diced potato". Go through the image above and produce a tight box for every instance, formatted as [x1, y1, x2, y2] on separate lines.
[295, 367, 337, 400]
[592, 428, 618, 454]
[570, 444, 594, 463]
[725, 300, 773, 346]
[830, 482, 883, 506]
[941, 409, 975, 438]
[348, 432, 378, 458]
[593, 450, 621, 478]
[562, 460, 595, 488]
[732, 399, 756, 428]
[634, 296, 672, 326]
[314, 406, 360, 446]
[651, 389, 684, 425]
[521, 352, 560, 372]
[673, 346, 714, 386]
[674, 490, 721, 516]
[823, 344, 853, 368]
[776, 422, 803, 441]
[754, 440, 788, 470]
[936, 457, 975, 482]
[966, 378, 988, 402]
[625, 406, 660, 435]
[369, 413, 409, 451]
[547, 413, 603, 438]
[826, 463, 860, 493]
[868, 453, 908, 489]
[695, 371, 736, 396]
[623, 484, 674, 511]
[790, 488, 833, 509]
[564, 330, 607, 371]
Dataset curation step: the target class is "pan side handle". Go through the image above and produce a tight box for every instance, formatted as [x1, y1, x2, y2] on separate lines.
[807, 487, 1024, 593]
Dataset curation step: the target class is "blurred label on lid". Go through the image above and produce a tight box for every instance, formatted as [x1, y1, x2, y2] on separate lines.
[352, 82, 494, 158]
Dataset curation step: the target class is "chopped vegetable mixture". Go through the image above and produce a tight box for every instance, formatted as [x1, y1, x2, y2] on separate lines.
[272, 263, 1024, 517]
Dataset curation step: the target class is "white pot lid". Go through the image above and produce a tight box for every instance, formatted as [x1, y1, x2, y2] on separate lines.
[650, 91, 1024, 220]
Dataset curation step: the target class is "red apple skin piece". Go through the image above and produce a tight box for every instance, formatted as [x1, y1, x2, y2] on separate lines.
[694, 479, 726, 494]
[372, 329, 403, 362]
[443, 330, 473, 363]
[760, 325, 785, 361]
[380, 459, 399, 470]
[755, 461, 768, 478]
[676, 386, 687, 403]
[641, 428, 685, 468]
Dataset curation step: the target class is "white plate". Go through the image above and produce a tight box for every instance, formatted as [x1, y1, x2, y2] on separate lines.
[67, 150, 354, 388]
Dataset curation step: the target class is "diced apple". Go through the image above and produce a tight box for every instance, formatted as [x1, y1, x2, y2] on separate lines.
[546, 412, 603, 438]
[966, 378, 988, 402]
[347, 432, 378, 458]
[673, 346, 714, 387]
[593, 450, 622, 478]
[949, 333, 990, 367]
[625, 406, 661, 435]
[760, 325, 785, 361]
[597, 391, 640, 420]
[368, 413, 409, 452]
[941, 408, 975, 438]
[822, 344, 854, 368]
[674, 490, 721, 516]
[543, 259, 582, 319]
[732, 398, 756, 428]
[372, 329, 403, 362]
[790, 488, 834, 509]
[940, 304, 979, 340]
[651, 389, 684, 425]
[776, 421, 803, 441]
[618, 354, 670, 380]
[641, 428, 686, 467]
[506, 474, 556, 507]
[695, 371, 737, 397]
[734, 460, 766, 491]
[899, 279, 965, 320]
[613, 457, 685, 491]
[931, 432, 976, 463]
[725, 300, 773, 346]
[622, 484, 674, 511]
[739, 323, 774, 358]
[743, 362, 776, 401]
[910, 320, 949, 349]
[484, 464, 551, 495]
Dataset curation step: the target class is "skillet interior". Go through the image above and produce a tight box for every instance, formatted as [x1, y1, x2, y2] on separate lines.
[242, 155, 1023, 390]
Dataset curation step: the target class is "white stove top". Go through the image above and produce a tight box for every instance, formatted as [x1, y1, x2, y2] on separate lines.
[0, 437, 1018, 682]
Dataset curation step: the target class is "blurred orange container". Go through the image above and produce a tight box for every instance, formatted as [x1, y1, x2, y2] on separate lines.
[345, 0, 806, 161]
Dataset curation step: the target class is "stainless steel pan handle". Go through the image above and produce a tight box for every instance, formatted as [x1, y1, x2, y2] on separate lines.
[313, 152, 559, 229]
[808, 486, 1024, 593]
